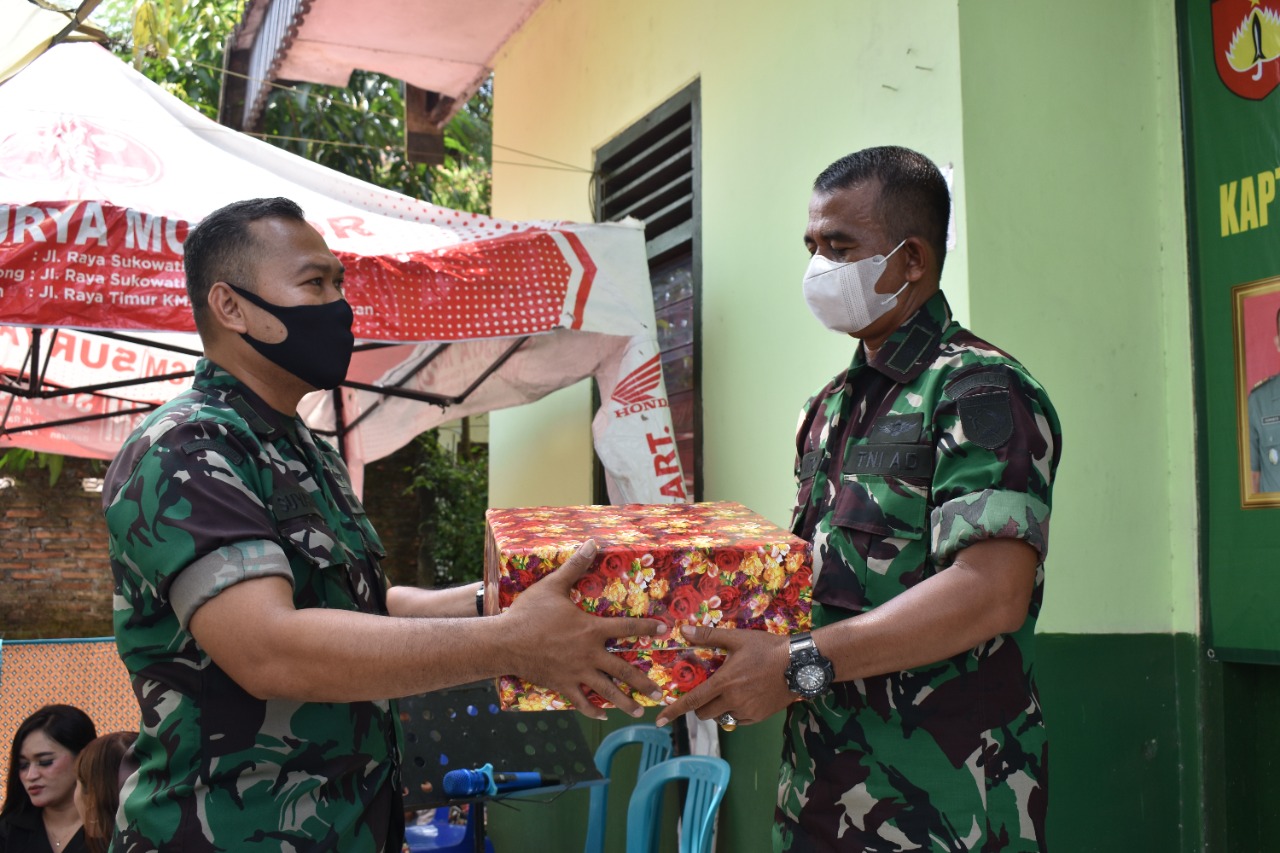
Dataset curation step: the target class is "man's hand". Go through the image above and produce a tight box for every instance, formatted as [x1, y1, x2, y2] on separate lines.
[501, 540, 668, 721]
[654, 626, 793, 729]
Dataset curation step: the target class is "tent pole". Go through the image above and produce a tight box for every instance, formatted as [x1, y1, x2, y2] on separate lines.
[0, 405, 156, 436]
[29, 328, 44, 391]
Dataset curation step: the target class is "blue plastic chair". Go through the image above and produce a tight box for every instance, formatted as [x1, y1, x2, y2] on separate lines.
[624, 756, 731, 853]
[584, 724, 674, 853]
[404, 807, 495, 853]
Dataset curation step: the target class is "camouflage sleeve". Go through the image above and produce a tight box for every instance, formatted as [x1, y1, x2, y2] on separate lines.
[929, 363, 1062, 568]
[105, 419, 290, 624]
[169, 541, 292, 629]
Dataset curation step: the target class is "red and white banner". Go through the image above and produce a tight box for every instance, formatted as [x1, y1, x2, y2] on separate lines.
[593, 345, 688, 502]
[0, 43, 684, 502]
[0, 199, 606, 341]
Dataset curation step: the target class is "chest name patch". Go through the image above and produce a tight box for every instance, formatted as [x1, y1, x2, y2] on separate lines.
[272, 485, 320, 521]
[1263, 415, 1280, 425]
[843, 442, 934, 479]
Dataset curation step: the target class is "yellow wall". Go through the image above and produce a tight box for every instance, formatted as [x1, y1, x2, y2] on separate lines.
[490, 0, 967, 527]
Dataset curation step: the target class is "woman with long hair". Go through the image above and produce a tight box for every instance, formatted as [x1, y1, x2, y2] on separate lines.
[0, 705, 96, 853]
[72, 733, 137, 853]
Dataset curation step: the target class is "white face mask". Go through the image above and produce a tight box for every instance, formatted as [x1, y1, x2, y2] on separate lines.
[802, 240, 909, 334]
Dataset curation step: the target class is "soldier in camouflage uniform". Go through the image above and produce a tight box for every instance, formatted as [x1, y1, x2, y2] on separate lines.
[103, 198, 665, 852]
[658, 148, 1061, 851]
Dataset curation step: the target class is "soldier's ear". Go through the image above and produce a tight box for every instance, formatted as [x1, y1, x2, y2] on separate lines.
[207, 281, 250, 335]
[902, 236, 931, 284]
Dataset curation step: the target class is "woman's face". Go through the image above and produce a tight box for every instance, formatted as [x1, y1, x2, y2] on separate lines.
[17, 730, 77, 810]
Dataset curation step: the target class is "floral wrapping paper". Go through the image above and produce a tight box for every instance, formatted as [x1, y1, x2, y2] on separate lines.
[484, 501, 812, 711]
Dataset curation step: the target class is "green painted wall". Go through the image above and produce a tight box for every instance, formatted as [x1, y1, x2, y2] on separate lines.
[1204, 661, 1280, 850]
[956, 2, 1197, 635]
[1037, 633, 1201, 851]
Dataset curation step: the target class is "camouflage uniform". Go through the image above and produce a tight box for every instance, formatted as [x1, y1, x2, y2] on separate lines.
[776, 293, 1062, 852]
[103, 359, 402, 853]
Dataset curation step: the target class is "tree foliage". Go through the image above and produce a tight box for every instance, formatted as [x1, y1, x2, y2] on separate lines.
[0, 449, 66, 486]
[87, 0, 493, 587]
[93, 0, 492, 210]
[408, 431, 488, 586]
[95, 0, 238, 112]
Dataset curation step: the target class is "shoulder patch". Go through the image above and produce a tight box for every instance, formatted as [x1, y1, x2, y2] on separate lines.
[181, 438, 244, 466]
[958, 391, 1014, 450]
[944, 370, 1011, 401]
[1252, 373, 1280, 394]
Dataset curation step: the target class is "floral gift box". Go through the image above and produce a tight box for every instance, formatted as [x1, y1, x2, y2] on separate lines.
[483, 501, 812, 711]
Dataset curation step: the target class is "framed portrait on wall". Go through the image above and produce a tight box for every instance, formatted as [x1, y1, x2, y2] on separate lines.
[1233, 277, 1280, 508]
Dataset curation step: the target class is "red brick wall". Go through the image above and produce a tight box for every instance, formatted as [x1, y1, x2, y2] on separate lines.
[0, 457, 113, 638]
[0, 450, 423, 639]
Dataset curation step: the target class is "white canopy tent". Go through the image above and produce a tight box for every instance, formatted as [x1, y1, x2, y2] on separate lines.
[0, 43, 686, 502]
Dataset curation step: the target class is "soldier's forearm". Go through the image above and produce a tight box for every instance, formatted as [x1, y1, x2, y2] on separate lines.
[814, 538, 1038, 682]
[189, 576, 534, 703]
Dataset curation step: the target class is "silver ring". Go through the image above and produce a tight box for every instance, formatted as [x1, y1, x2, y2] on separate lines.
[716, 713, 737, 731]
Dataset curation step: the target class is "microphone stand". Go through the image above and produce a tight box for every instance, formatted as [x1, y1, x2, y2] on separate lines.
[468, 797, 486, 853]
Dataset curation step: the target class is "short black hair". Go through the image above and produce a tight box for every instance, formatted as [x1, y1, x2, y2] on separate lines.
[814, 146, 951, 272]
[2, 704, 97, 820]
[183, 197, 306, 331]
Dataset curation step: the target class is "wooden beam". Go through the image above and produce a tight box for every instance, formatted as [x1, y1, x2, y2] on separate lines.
[405, 83, 453, 165]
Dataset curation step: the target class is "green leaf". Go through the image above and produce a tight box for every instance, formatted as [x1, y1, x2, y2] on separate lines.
[46, 454, 63, 486]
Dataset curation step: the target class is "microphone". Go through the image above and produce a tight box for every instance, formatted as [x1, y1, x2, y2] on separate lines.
[441, 763, 558, 797]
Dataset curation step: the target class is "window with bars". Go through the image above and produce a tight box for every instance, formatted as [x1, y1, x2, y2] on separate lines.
[593, 81, 701, 502]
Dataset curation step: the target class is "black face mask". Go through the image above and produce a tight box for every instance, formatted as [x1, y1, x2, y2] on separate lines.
[228, 283, 355, 390]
